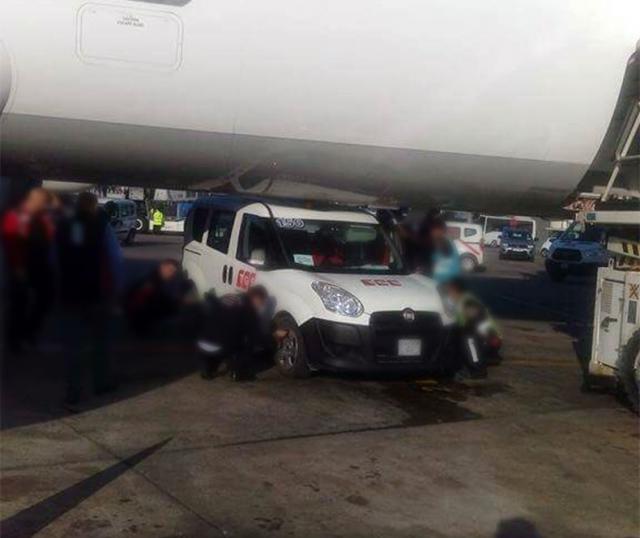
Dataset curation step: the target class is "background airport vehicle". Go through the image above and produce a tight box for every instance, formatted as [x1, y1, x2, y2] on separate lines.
[586, 212, 640, 413]
[99, 198, 137, 245]
[580, 44, 638, 412]
[539, 230, 562, 257]
[545, 223, 609, 281]
[481, 216, 537, 247]
[445, 221, 484, 272]
[182, 197, 455, 378]
[134, 200, 149, 233]
[498, 228, 535, 261]
[1, 2, 638, 215]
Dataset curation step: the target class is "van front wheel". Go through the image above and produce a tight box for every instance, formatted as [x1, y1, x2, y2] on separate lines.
[274, 315, 311, 379]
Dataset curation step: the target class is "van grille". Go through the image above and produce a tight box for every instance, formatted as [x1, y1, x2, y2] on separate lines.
[369, 311, 443, 364]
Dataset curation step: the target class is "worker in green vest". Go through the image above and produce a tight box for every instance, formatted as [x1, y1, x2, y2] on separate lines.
[152, 208, 165, 234]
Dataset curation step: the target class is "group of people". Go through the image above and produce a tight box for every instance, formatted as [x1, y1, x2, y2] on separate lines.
[2, 188, 125, 406]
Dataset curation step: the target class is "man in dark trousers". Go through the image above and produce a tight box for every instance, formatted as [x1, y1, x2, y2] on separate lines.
[56, 192, 124, 407]
[198, 285, 286, 381]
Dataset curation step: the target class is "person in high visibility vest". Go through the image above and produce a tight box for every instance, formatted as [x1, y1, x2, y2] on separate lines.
[152, 208, 165, 234]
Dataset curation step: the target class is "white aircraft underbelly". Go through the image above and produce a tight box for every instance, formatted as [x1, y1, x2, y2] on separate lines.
[0, 0, 637, 214]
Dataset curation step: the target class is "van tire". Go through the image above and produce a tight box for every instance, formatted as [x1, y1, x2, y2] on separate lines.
[274, 314, 311, 379]
[460, 254, 477, 272]
[617, 330, 640, 415]
[135, 218, 147, 232]
[540, 248, 548, 258]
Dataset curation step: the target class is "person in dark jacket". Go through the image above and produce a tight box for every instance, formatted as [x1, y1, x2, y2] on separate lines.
[125, 258, 195, 337]
[55, 192, 124, 407]
[198, 285, 287, 381]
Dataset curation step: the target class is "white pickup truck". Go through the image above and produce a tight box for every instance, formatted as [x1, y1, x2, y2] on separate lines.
[182, 196, 457, 377]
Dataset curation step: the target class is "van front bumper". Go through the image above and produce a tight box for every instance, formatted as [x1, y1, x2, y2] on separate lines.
[300, 313, 457, 375]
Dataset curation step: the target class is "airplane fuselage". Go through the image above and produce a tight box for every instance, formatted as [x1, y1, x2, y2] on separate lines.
[1, 0, 638, 214]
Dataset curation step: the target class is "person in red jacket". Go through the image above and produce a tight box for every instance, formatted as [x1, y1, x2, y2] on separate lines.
[1, 188, 55, 353]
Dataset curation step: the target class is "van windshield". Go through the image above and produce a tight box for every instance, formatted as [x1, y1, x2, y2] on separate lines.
[503, 229, 531, 241]
[274, 218, 406, 274]
[559, 223, 605, 243]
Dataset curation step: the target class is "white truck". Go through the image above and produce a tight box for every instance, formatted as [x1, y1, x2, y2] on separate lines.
[182, 196, 457, 378]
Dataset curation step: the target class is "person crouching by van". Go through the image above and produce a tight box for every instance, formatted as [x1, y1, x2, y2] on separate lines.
[125, 259, 195, 337]
[198, 285, 287, 381]
[444, 279, 502, 379]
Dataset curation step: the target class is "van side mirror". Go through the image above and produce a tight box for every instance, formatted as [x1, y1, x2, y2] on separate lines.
[249, 248, 266, 267]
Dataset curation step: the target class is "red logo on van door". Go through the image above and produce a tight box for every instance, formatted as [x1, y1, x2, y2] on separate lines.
[361, 279, 402, 287]
[236, 269, 256, 290]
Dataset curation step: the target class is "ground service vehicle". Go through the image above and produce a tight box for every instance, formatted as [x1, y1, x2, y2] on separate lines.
[445, 221, 484, 272]
[99, 198, 137, 245]
[586, 211, 640, 413]
[545, 223, 609, 281]
[481, 216, 537, 247]
[499, 228, 535, 261]
[182, 197, 456, 378]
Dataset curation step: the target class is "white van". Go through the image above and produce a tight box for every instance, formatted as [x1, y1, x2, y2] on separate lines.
[99, 198, 137, 245]
[182, 197, 456, 378]
[445, 222, 484, 272]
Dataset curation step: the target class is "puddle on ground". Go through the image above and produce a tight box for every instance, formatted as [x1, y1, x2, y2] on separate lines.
[377, 379, 512, 427]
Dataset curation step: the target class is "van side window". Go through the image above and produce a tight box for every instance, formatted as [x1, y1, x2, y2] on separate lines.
[207, 211, 235, 253]
[237, 215, 284, 268]
[463, 228, 476, 238]
[446, 226, 461, 240]
[191, 207, 209, 243]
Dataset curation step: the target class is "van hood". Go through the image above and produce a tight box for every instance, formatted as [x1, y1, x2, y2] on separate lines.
[551, 240, 604, 252]
[306, 272, 443, 314]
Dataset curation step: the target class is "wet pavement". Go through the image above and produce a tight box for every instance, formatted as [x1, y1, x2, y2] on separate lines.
[1, 235, 638, 537]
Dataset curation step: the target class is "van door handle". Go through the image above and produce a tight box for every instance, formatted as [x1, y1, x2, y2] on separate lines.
[222, 265, 227, 283]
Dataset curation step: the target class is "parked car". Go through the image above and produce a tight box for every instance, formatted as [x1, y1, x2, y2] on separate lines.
[498, 228, 535, 261]
[445, 221, 484, 272]
[539, 231, 562, 257]
[99, 198, 137, 245]
[134, 200, 149, 233]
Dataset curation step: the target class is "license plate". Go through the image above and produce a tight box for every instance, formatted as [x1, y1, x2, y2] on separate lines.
[398, 338, 422, 357]
[561, 263, 569, 270]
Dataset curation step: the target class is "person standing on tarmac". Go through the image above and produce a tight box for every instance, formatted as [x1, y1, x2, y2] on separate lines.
[152, 207, 165, 234]
[418, 213, 462, 284]
[55, 192, 124, 408]
[1, 187, 56, 353]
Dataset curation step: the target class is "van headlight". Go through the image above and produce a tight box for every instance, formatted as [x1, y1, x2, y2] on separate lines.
[311, 281, 364, 317]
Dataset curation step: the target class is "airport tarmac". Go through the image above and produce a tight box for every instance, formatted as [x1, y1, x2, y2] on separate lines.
[1, 235, 638, 538]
